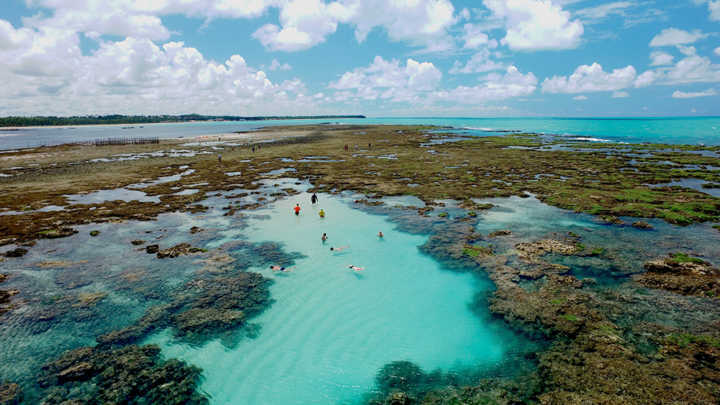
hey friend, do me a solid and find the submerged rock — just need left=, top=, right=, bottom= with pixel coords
left=131, top=239, right=145, bottom=246
left=38, top=344, right=207, bottom=404
left=3, top=248, right=28, bottom=258
left=145, top=244, right=159, bottom=254
left=488, top=230, right=512, bottom=238
left=89, top=230, right=100, bottom=237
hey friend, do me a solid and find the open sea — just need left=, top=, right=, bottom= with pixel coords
left=1, top=116, right=720, bottom=150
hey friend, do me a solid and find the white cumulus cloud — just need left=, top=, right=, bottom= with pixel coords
left=649, top=28, right=708, bottom=47
left=0, top=20, right=318, bottom=115
left=650, top=51, right=674, bottom=66
left=542, top=63, right=637, bottom=94
left=449, top=48, right=505, bottom=74
left=483, top=0, right=584, bottom=51
left=329, top=56, right=442, bottom=102
left=434, top=66, right=538, bottom=103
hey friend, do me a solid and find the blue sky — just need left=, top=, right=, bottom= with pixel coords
left=0, top=0, right=719, bottom=117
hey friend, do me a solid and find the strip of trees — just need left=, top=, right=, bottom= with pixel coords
left=0, top=114, right=366, bottom=127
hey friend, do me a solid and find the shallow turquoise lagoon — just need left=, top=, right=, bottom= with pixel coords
left=146, top=194, right=522, bottom=404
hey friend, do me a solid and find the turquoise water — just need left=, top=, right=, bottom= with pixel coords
left=146, top=194, right=521, bottom=404
left=2, top=116, right=720, bottom=150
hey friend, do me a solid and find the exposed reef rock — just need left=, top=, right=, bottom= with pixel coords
left=631, top=220, right=653, bottom=230
left=515, top=238, right=580, bottom=263
left=0, top=274, right=19, bottom=317
left=0, top=382, right=21, bottom=405
left=637, top=253, right=720, bottom=297
left=131, top=239, right=145, bottom=245
left=38, top=344, right=207, bottom=404
left=156, top=243, right=205, bottom=259
left=146, top=244, right=159, bottom=254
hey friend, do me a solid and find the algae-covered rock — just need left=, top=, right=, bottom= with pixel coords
left=38, top=228, right=78, bottom=239
left=146, top=244, right=159, bottom=254
left=131, top=239, right=145, bottom=246
left=89, top=230, right=100, bottom=237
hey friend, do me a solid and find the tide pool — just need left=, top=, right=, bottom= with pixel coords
left=146, top=194, right=522, bottom=404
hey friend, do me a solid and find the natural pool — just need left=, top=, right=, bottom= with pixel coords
left=146, top=194, right=528, bottom=404
left=3, top=184, right=720, bottom=403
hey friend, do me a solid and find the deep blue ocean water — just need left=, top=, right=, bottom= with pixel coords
left=1, top=116, right=720, bottom=150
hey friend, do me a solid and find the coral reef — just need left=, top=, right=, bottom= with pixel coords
left=637, top=253, right=719, bottom=297
left=38, top=344, right=207, bottom=404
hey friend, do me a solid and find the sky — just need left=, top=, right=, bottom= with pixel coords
left=0, top=0, right=719, bottom=117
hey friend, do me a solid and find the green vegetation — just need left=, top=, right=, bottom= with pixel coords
left=562, top=314, right=579, bottom=322
left=666, top=333, right=720, bottom=348
left=668, top=253, right=706, bottom=264
left=463, top=245, right=493, bottom=258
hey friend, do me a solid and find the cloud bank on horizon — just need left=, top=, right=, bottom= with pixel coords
left=0, top=0, right=719, bottom=117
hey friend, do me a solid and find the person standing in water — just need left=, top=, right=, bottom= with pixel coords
left=321, top=233, right=328, bottom=242
left=294, top=204, right=301, bottom=216
left=319, top=209, right=325, bottom=218
left=377, top=231, right=384, bottom=238
left=311, top=193, right=318, bottom=204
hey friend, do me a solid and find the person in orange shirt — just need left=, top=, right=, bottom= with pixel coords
left=293, top=204, right=301, bottom=216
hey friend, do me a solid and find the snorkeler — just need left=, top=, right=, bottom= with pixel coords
left=330, top=246, right=349, bottom=252
left=322, top=233, right=328, bottom=242
left=319, top=209, right=325, bottom=218
left=294, top=204, right=301, bottom=216
left=270, top=265, right=292, bottom=272
left=348, top=265, right=364, bottom=271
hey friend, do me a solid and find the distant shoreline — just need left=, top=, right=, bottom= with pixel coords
left=0, top=115, right=366, bottom=129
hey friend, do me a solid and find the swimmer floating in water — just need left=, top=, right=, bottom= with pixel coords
left=348, top=265, right=364, bottom=271
left=270, top=265, right=292, bottom=272
left=330, top=246, right=349, bottom=252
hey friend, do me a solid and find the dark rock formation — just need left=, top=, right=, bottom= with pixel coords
left=3, top=248, right=28, bottom=258
left=156, top=243, right=205, bottom=259
left=488, top=230, right=512, bottom=238
left=89, top=230, right=100, bottom=237
left=38, top=344, right=207, bottom=404
left=631, top=221, right=653, bottom=230
left=131, top=239, right=145, bottom=245
left=146, top=244, right=159, bottom=254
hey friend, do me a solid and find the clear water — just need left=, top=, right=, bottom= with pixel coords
left=145, top=194, right=521, bottom=405
left=3, top=116, right=720, bottom=150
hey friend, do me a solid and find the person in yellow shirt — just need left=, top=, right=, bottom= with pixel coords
left=319, top=209, right=325, bottom=218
